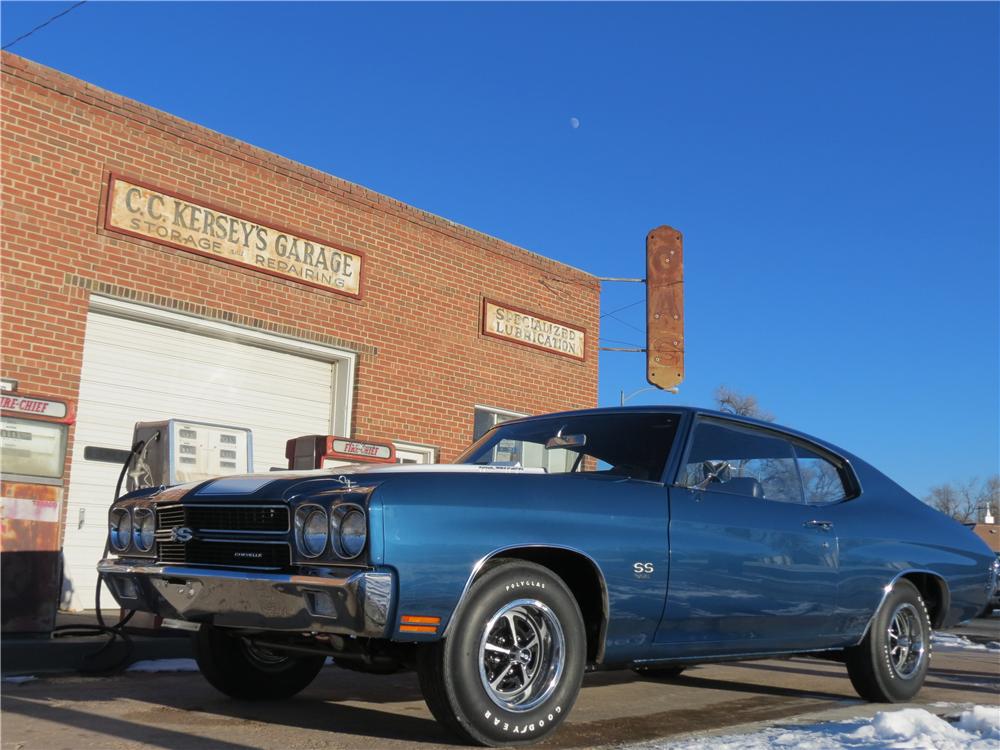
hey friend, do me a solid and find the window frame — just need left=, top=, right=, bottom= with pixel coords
left=473, top=404, right=528, bottom=441
left=672, top=414, right=861, bottom=505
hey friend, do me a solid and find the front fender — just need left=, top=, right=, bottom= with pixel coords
left=375, top=472, right=670, bottom=662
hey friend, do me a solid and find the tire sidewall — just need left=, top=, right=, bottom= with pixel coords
left=443, top=562, right=586, bottom=745
left=868, top=581, right=932, bottom=701
left=195, top=625, right=325, bottom=700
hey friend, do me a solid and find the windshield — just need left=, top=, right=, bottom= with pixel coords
left=456, top=412, right=679, bottom=481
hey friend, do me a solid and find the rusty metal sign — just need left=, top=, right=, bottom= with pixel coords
left=1, top=481, right=64, bottom=632
left=646, top=226, right=684, bottom=390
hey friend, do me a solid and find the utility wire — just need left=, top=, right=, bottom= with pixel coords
left=605, top=313, right=645, bottom=334
left=2, top=1, right=87, bottom=51
left=599, top=336, right=643, bottom=348
left=600, top=298, right=644, bottom=318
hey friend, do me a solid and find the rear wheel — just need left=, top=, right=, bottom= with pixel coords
left=417, top=560, right=586, bottom=746
left=845, top=579, right=931, bottom=702
left=194, top=625, right=326, bottom=700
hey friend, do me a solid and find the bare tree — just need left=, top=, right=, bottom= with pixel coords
left=925, top=475, right=1000, bottom=523
left=714, top=386, right=774, bottom=422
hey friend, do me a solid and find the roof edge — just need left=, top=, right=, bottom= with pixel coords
left=1, top=51, right=598, bottom=286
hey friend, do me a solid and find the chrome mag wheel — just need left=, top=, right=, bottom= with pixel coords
left=478, top=598, right=566, bottom=713
left=242, top=639, right=292, bottom=670
left=886, top=602, right=926, bottom=679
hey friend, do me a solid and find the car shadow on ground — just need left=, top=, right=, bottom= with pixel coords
left=6, top=657, right=996, bottom=750
left=718, top=657, right=1000, bottom=696
left=581, top=660, right=848, bottom=701
left=1, top=669, right=461, bottom=749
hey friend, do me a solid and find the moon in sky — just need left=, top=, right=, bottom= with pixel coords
left=570, top=117, right=580, bottom=129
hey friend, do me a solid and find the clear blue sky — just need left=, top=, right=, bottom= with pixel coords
left=3, top=2, right=997, bottom=500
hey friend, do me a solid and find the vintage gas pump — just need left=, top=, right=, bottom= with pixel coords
left=285, top=435, right=396, bottom=470
left=0, top=388, right=75, bottom=633
left=125, top=420, right=253, bottom=491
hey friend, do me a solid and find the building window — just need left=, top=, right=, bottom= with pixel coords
left=393, top=441, right=437, bottom=465
left=473, top=405, right=526, bottom=441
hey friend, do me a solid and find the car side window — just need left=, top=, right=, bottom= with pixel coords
left=794, top=444, right=848, bottom=504
left=679, top=419, right=803, bottom=503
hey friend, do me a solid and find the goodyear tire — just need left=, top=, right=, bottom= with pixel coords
left=417, top=560, right=586, bottom=746
left=845, top=579, right=931, bottom=702
left=194, top=625, right=325, bottom=700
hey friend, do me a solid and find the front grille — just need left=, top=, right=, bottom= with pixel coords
left=155, top=504, right=288, bottom=534
left=157, top=539, right=290, bottom=568
left=154, top=503, right=290, bottom=569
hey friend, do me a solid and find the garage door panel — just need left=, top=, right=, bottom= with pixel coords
left=62, top=310, right=341, bottom=611
left=72, top=386, right=332, bottom=429
left=82, top=323, right=336, bottom=379
left=78, top=345, right=335, bottom=393
left=78, top=362, right=333, bottom=413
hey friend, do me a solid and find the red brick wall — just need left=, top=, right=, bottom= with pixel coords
left=0, top=53, right=600, bottom=498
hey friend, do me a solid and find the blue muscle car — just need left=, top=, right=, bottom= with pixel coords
left=99, top=407, right=997, bottom=746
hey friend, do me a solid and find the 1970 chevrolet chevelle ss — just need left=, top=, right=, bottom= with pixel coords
left=99, top=407, right=996, bottom=746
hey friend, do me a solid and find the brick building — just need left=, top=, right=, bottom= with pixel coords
left=0, top=52, right=600, bottom=614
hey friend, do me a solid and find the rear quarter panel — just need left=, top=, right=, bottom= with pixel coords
left=834, top=457, right=992, bottom=633
left=374, top=472, right=670, bottom=663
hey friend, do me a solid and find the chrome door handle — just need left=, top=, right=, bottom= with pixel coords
left=804, top=520, right=834, bottom=531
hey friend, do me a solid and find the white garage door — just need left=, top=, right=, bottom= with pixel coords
left=62, top=298, right=354, bottom=611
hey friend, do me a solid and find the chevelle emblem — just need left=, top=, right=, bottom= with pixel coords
left=169, top=526, right=193, bottom=543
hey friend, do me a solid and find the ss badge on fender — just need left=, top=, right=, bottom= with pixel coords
left=633, top=562, right=654, bottom=578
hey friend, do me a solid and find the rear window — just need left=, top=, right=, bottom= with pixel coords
left=456, top=412, right=680, bottom=481
left=678, top=417, right=854, bottom=504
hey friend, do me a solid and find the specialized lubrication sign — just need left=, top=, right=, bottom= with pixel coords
left=0, top=390, right=75, bottom=633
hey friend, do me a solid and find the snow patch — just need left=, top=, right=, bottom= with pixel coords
left=932, top=632, right=1000, bottom=652
left=126, top=658, right=200, bottom=672
left=956, top=705, right=1000, bottom=739
left=628, top=706, right=1000, bottom=750
left=850, top=708, right=967, bottom=745
left=2, top=675, right=36, bottom=684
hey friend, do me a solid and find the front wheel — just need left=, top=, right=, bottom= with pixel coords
left=417, top=560, right=586, bottom=746
left=194, top=625, right=326, bottom=700
left=845, top=579, right=931, bottom=702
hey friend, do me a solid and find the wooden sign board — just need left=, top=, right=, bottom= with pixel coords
left=105, top=175, right=364, bottom=297
left=482, top=300, right=586, bottom=361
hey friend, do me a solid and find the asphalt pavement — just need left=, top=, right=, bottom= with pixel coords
left=2, top=616, right=998, bottom=750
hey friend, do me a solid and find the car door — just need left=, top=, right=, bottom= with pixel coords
left=654, top=416, right=840, bottom=655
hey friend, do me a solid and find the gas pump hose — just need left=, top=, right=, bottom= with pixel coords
left=51, top=439, right=148, bottom=675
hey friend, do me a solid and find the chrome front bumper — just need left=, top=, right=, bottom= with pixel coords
left=97, top=560, right=394, bottom=637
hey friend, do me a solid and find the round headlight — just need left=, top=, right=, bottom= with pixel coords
left=299, top=507, right=329, bottom=557
left=133, top=508, right=155, bottom=552
left=109, top=508, right=132, bottom=552
left=336, top=508, right=367, bottom=559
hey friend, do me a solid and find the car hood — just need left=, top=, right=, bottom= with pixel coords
left=135, top=464, right=546, bottom=503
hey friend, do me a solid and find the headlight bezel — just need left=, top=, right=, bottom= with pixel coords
left=295, top=504, right=330, bottom=558
left=132, top=507, right=156, bottom=552
left=331, top=503, right=367, bottom=560
left=109, top=507, right=132, bottom=552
